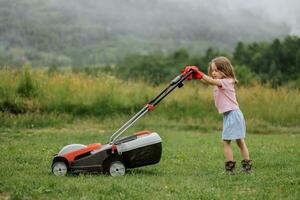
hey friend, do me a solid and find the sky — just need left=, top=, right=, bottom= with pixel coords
left=167, top=0, right=300, bottom=35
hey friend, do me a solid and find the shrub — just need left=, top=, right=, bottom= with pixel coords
left=17, top=64, right=38, bottom=98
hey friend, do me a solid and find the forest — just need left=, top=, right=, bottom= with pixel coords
left=113, top=36, right=300, bottom=87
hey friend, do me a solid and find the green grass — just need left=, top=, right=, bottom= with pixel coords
left=1, top=68, right=300, bottom=129
left=0, top=119, right=299, bottom=200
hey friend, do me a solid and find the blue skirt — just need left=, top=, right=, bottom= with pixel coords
left=222, top=109, right=246, bottom=140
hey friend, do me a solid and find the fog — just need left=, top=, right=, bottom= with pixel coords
left=166, top=0, right=300, bottom=35
left=1, top=0, right=299, bottom=64
left=44, top=0, right=299, bottom=42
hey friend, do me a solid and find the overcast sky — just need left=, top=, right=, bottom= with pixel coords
left=166, top=0, right=300, bottom=35
left=2, top=0, right=299, bottom=56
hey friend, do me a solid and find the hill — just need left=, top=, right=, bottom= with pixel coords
left=0, top=0, right=292, bottom=66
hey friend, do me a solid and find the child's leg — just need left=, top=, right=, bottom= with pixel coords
left=223, top=140, right=234, bottom=161
left=236, top=139, right=250, bottom=160
left=223, top=140, right=236, bottom=173
left=236, top=139, right=252, bottom=172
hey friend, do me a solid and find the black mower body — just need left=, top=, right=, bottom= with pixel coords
left=52, top=131, right=162, bottom=175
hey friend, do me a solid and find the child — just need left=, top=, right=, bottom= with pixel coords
left=182, top=56, right=252, bottom=173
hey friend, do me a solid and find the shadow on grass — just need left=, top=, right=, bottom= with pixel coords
left=49, top=168, right=162, bottom=178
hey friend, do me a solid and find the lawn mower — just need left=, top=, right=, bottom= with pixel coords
left=51, top=70, right=194, bottom=176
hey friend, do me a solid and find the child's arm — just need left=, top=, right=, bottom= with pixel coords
left=200, top=79, right=208, bottom=84
left=200, top=74, right=222, bottom=87
left=181, top=66, right=221, bottom=87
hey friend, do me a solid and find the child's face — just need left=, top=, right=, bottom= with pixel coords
left=210, top=62, right=225, bottom=79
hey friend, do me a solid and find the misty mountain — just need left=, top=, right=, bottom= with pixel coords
left=0, top=0, right=295, bottom=66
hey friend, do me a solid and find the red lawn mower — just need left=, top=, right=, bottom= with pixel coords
left=51, top=70, right=193, bottom=176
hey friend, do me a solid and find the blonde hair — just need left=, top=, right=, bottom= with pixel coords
left=208, top=56, right=238, bottom=83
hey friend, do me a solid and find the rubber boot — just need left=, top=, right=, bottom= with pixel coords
left=225, top=161, right=236, bottom=175
left=241, top=159, right=252, bottom=173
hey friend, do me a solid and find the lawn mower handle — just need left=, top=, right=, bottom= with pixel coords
left=109, top=70, right=194, bottom=143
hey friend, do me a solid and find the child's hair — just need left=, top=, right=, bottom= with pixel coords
left=208, top=56, right=238, bottom=83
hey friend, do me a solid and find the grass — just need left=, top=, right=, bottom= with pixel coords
left=0, top=119, right=299, bottom=200
left=1, top=67, right=300, bottom=128
left=0, top=68, right=299, bottom=199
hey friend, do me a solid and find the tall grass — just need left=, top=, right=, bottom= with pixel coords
left=0, top=67, right=299, bottom=131
left=238, top=86, right=300, bottom=126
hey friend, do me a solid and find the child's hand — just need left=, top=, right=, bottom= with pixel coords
left=194, top=68, right=205, bottom=79
left=181, top=66, right=204, bottom=80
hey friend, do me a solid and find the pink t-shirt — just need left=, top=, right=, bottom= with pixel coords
left=213, top=78, right=239, bottom=113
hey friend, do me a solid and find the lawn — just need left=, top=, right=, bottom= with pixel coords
left=0, top=118, right=299, bottom=200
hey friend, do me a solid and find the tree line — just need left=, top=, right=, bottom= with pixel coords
left=1, top=35, right=300, bottom=87
left=112, top=35, right=300, bottom=87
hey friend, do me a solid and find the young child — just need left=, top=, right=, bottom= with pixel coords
left=182, top=56, right=252, bottom=173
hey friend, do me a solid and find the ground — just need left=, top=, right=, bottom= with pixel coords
left=0, top=121, right=299, bottom=200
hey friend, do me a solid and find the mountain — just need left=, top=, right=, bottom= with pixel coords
left=0, top=0, right=293, bottom=66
